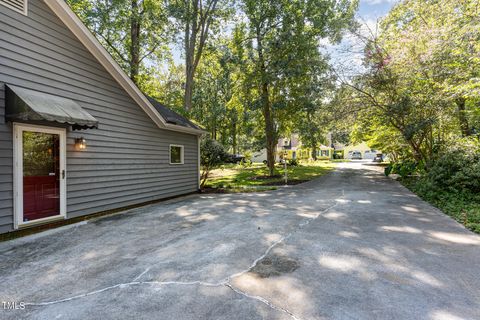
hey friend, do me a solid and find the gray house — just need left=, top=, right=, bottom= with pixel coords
left=0, top=0, right=204, bottom=234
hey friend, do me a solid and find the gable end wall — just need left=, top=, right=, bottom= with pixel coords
left=0, top=0, right=199, bottom=233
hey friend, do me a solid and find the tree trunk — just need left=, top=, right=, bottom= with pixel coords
left=184, top=68, right=195, bottom=110
left=184, top=0, right=197, bottom=111
left=456, top=98, right=471, bottom=137
left=129, top=0, right=141, bottom=83
left=263, top=83, right=276, bottom=176
left=393, top=119, right=427, bottom=166
left=232, top=120, right=237, bottom=155
left=200, top=168, right=210, bottom=188
left=256, top=29, right=276, bottom=176
left=183, top=0, right=217, bottom=111
left=406, top=138, right=425, bottom=165
left=307, top=112, right=317, bottom=160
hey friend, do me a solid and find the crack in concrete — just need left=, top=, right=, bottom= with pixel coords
left=226, top=283, right=300, bottom=320
left=25, top=190, right=345, bottom=320
left=224, top=197, right=342, bottom=283
left=25, top=280, right=224, bottom=307
left=220, top=195, right=343, bottom=320
left=132, top=267, right=150, bottom=281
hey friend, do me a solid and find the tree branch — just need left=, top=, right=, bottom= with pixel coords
left=96, top=33, right=129, bottom=63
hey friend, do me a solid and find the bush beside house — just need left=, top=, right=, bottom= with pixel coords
left=200, top=138, right=229, bottom=187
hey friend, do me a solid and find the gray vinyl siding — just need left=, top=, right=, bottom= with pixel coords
left=0, top=0, right=199, bottom=233
left=0, top=85, right=13, bottom=234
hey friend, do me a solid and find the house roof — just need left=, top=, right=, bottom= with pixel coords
left=43, top=0, right=205, bottom=136
left=146, top=97, right=202, bottom=131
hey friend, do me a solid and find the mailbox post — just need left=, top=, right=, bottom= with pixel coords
left=281, top=139, right=289, bottom=185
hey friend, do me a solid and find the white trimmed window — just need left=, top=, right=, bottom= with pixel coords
left=169, top=145, right=184, bottom=164
left=1, top=0, right=28, bottom=15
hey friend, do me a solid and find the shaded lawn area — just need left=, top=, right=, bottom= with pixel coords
left=203, top=161, right=335, bottom=192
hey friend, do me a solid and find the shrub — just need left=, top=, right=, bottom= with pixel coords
left=384, top=165, right=392, bottom=176
left=288, top=158, right=299, bottom=166
left=400, top=138, right=480, bottom=234
left=241, top=159, right=252, bottom=167
left=425, top=145, right=480, bottom=194
left=200, top=138, right=229, bottom=187
left=385, top=160, right=417, bottom=177
left=243, top=151, right=252, bottom=163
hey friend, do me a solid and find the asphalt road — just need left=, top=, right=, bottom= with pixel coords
left=1, top=161, right=479, bottom=320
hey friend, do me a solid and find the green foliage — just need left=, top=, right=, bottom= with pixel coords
left=384, top=165, right=392, bottom=177
left=288, top=159, right=299, bottom=166
left=22, top=132, right=57, bottom=176
left=243, top=151, right=252, bottom=162
left=385, top=160, right=418, bottom=178
left=69, top=0, right=359, bottom=166
left=167, top=0, right=234, bottom=110
left=403, top=177, right=480, bottom=234
left=425, top=139, right=480, bottom=194
left=142, top=62, right=185, bottom=109
left=200, top=137, right=229, bottom=187
left=400, top=138, right=480, bottom=233
left=200, top=137, right=228, bottom=167
left=337, top=0, right=480, bottom=168
left=189, top=40, right=260, bottom=152
left=68, top=0, right=171, bottom=82
left=239, top=0, right=358, bottom=175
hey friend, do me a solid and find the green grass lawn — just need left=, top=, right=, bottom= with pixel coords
left=204, top=161, right=335, bottom=192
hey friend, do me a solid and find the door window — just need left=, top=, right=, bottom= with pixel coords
left=22, top=131, right=60, bottom=222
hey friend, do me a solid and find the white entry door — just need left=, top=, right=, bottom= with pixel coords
left=13, top=124, right=67, bottom=228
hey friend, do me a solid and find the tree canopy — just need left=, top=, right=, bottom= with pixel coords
left=68, top=0, right=171, bottom=83
left=69, top=0, right=479, bottom=177
left=334, top=0, right=479, bottom=167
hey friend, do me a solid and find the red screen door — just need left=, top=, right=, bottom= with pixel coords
left=22, top=131, right=60, bottom=222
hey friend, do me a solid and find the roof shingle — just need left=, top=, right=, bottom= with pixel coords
left=146, top=96, right=202, bottom=131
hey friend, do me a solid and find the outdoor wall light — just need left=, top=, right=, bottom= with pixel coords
left=75, top=137, right=87, bottom=150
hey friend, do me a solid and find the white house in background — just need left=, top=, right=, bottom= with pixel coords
left=251, top=149, right=269, bottom=163
left=250, top=134, right=333, bottom=163
left=334, top=141, right=381, bottom=159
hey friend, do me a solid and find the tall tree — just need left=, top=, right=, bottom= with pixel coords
left=293, top=55, right=334, bottom=160
left=68, top=0, right=170, bottom=84
left=141, top=61, right=185, bottom=108
left=240, top=0, right=357, bottom=175
left=382, top=0, right=480, bottom=138
left=336, top=0, right=480, bottom=167
left=168, top=0, right=232, bottom=110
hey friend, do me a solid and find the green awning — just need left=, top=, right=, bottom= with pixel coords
left=5, top=85, right=98, bottom=130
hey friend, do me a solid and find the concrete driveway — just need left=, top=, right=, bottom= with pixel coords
left=1, top=162, right=480, bottom=320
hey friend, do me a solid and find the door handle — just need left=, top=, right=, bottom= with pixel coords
left=62, top=170, right=66, bottom=179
